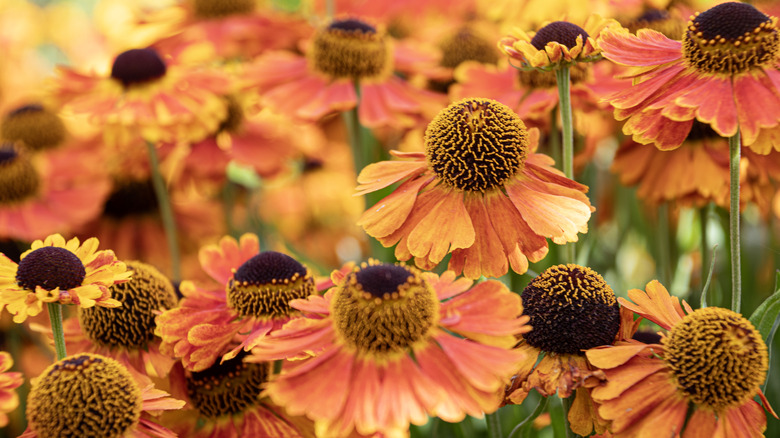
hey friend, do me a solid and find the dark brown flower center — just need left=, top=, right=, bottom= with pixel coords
left=522, top=264, right=620, bottom=355
left=79, top=261, right=177, bottom=349
left=331, top=261, right=439, bottom=357
left=226, top=251, right=315, bottom=319
left=682, top=2, right=779, bottom=74
left=0, top=143, right=39, bottom=205
left=192, top=0, right=255, bottom=19
left=16, top=246, right=86, bottom=291
left=425, top=98, right=528, bottom=192
left=622, top=9, right=684, bottom=40
left=663, top=307, right=768, bottom=411
left=439, top=27, right=500, bottom=69
left=217, top=95, right=244, bottom=134
left=530, top=21, right=590, bottom=50
left=1, top=104, right=66, bottom=152
left=103, top=179, right=159, bottom=219
left=309, top=18, right=389, bottom=79
left=27, top=354, right=142, bottom=437
left=186, top=353, right=270, bottom=418
left=111, top=48, right=168, bottom=87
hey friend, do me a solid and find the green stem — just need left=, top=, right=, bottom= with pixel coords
left=728, top=131, right=741, bottom=313
left=47, top=303, right=66, bottom=360
left=485, top=411, right=502, bottom=438
left=508, top=396, right=549, bottom=438
left=145, top=141, right=181, bottom=283
left=700, top=205, right=708, bottom=292
left=657, top=202, right=672, bottom=286
left=555, top=66, right=575, bottom=264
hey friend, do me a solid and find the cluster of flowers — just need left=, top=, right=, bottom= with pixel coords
left=0, top=0, right=779, bottom=437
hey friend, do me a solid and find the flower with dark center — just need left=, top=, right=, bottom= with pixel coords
left=500, top=15, right=613, bottom=69
left=439, top=27, right=500, bottom=69
left=102, top=179, right=159, bottom=220
left=505, top=264, right=631, bottom=436
left=156, top=234, right=317, bottom=372
left=26, top=353, right=183, bottom=437
left=1, top=104, right=67, bottom=151
left=192, top=0, right=255, bottom=19
left=356, top=98, right=593, bottom=278
left=600, top=2, right=780, bottom=153
left=587, top=280, right=778, bottom=437
left=309, top=18, right=389, bottom=80
left=247, top=262, right=529, bottom=437
left=49, top=46, right=229, bottom=146
left=621, top=8, right=685, bottom=40
left=0, top=143, right=39, bottom=206
left=0, top=234, right=130, bottom=323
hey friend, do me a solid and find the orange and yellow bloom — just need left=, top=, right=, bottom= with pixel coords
left=0, top=352, right=22, bottom=428
left=249, top=261, right=529, bottom=437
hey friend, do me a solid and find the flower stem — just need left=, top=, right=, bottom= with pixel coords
left=47, top=303, right=66, bottom=360
left=485, top=411, right=502, bottom=438
left=657, top=202, right=672, bottom=286
left=555, top=65, right=575, bottom=264
left=561, top=395, right=577, bottom=438
left=145, top=141, right=181, bottom=283
left=728, top=130, right=741, bottom=313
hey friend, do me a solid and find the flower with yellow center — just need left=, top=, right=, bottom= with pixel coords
left=44, top=261, right=179, bottom=378
left=586, top=280, right=778, bottom=437
left=155, top=233, right=317, bottom=371
left=0, top=352, right=23, bottom=428
left=48, top=47, right=229, bottom=147
left=499, top=15, right=615, bottom=70
left=248, top=261, right=529, bottom=437
left=24, top=353, right=183, bottom=437
left=0, top=138, right=111, bottom=242
left=1, top=104, right=66, bottom=152
left=600, top=1, right=780, bottom=153
left=165, top=353, right=310, bottom=437
left=356, top=98, right=593, bottom=279
left=0, top=234, right=130, bottom=323
left=506, top=264, right=639, bottom=436
left=243, top=16, right=443, bottom=129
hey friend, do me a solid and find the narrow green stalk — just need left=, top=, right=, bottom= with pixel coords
left=508, top=396, right=549, bottom=438
left=47, top=303, right=67, bottom=360
left=485, top=411, right=502, bottom=438
left=145, top=141, right=181, bottom=283
left=555, top=66, right=575, bottom=264
left=700, top=205, right=709, bottom=292
left=657, top=203, right=672, bottom=286
left=343, top=84, right=391, bottom=262
left=728, top=131, right=741, bottom=313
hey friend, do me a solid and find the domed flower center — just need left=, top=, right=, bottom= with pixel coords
left=27, top=354, right=142, bottom=437
left=226, top=251, right=315, bottom=319
left=16, top=246, right=86, bottom=292
left=517, top=62, right=589, bottom=88
left=111, top=48, right=168, bottom=88
left=79, top=261, right=177, bottom=349
left=682, top=2, right=779, bottom=74
left=663, top=307, right=768, bottom=411
left=623, top=9, right=684, bottom=40
left=103, top=179, right=159, bottom=219
left=309, top=18, right=389, bottom=79
left=425, top=98, right=528, bottom=192
left=216, top=95, right=244, bottom=134
left=186, top=353, right=270, bottom=418
left=686, top=120, right=721, bottom=142
left=438, top=27, right=500, bottom=69
left=530, top=21, right=590, bottom=50
left=331, top=262, right=439, bottom=357
left=192, top=0, right=255, bottom=19
left=0, top=143, right=40, bottom=205
left=1, top=104, right=66, bottom=152
left=522, top=264, right=620, bottom=355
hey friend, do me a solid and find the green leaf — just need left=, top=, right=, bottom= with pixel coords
left=700, top=245, right=717, bottom=308
left=226, top=161, right=262, bottom=189
left=748, top=271, right=780, bottom=343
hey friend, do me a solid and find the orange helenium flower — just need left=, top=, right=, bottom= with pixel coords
left=0, top=234, right=130, bottom=323
left=155, top=233, right=318, bottom=371
left=356, top=98, right=593, bottom=279
left=599, top=2, right=780, bottom=153
left=242, top=17, right=443, bottom=129
left=586, top=280, right=778, bottom=437
left=248, top=261, right=529, bottom=437
left=0, top=352, right=22, bottom=428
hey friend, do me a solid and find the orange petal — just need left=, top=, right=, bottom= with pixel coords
left=590, top=356, right=667, bottom=401
left=586, top=341, right=662, bottom=369
left=357, top=175, right=430, bottom=238
left=355, top=159, right=428, bottom=195
left=407, top=188, right=475, bottom=264
left=600, top=28, right=683, bottom=66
